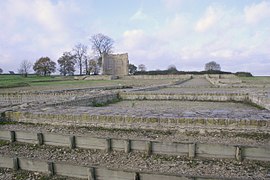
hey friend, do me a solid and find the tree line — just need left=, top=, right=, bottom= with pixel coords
left=9, top=33, right=114, bottom=77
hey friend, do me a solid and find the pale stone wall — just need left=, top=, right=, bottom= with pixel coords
left=123, top=74, right=192, bottom=80
left=102, top=53, right=129, bottom=76
left=4, top=111, right=270, bottom=131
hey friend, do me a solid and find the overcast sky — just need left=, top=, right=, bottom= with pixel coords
left=0, top=0, right=270, bottom=75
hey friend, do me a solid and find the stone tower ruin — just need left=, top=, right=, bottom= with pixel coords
left=101, top=53, right=129, bottom=77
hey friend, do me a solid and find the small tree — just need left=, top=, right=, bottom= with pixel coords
left=128, top=64, right=137, bottom=75
left=90, top=33, right=114, bottom=66
left=205, top=61, right=221, bottom=71
left=18, top=60, right=32, bottom=77
left=0, top=68, right=3, bottom=74
left=58, top=52, right=76, bottom=76
left=33, top=57, right=56, bottom=76
left=138, top=64, right=146, bottom=72
left=88, top=59, right=99, bottom=75
left=167, top=65, right=177, bottom=71
left=73, top=43, right=88, bottom=76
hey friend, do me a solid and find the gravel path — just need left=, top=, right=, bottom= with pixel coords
left=175, top=78, right=214, bottom=87
left=0, top=142, right=270, bottom=179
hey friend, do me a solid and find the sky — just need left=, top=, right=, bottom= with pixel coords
left=0, top=0, right=270, bottom=75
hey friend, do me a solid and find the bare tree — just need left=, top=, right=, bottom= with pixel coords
left=138, top=64, right=147, bottom=72
left=205, top=61, right=221, bottom=71
left=73, top=43, right=88, bottom=75
left=18, top=60, right=32, bottom=77
left=90, top=33, right=114, bottom=66
left=0, top=68, right=3, bottom=74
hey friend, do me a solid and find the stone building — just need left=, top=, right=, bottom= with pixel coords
left=101, top=53, right=129, bottom=77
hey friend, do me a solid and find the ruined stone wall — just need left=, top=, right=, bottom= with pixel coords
left=102, top=53, right=129, bottom=76
left=206, top=74, right=242, bottom=86
left=4, top=111, right=270, bottom=132
left=123, top=74, right=192, bottom=80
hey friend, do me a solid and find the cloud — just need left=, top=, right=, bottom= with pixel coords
left=130, top=9, right=149, bottom=21
left=195, top=6, right=221, bottom=32
left=161, top=0, right=183, bottom=11
left=158, top=14, right=190, bottom=41
left=244, top=1, right=270, bottom=24
left=0, top=0, right=82, bottom=72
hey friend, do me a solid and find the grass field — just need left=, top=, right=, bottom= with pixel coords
left=0, top=74, right=174, bottom=92
left=0, top=74, right=73, bottom=88
left=1, top=74, right=269, bottom=92
left=240, top=76, right=270, bottom=84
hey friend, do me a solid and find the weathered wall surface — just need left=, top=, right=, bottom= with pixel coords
left=4, top=111, right=270, bottom=132
left=123, top=75, right=192, bottom=80
left=74, top=75, right=114, bottom=80
left=205, top=74, right=242, bottom=87
left=102, top=53, right=129, bottom=76
left=249, top=94, right=270, bottom=110
left=119, top=92, right=249, bottom=102
left=50, top=93, right=119, bottom=107
left=0, top=86, right=123, bottom=105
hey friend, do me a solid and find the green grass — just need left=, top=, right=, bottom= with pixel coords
left=0, top=74, right=174, bottom=91
left=0, top=74, right=117, bottom=89
left=0, top=74, right=61, bottom=88
left=240, top=76, right=270, bottom=85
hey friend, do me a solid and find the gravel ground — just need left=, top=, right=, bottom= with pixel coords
left=0, top=142, right=270, bottom=179
left=150, top=87, right=252, bottom=94
left=175, top=78, right=214, bottom=87
left=0, top=79, right=174, bottom=93
left=1, top=123, right=269, bottom=146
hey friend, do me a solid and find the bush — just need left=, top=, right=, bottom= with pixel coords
left=235, top=72, right=253, bottom=77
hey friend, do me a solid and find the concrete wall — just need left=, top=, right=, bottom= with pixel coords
left=1, top=155, right=223, bottom=180
left=19, top=158, right=48, bottom=173
left=0, top=155, right=13, bottom=168
left=0, top=155, right=266, bottom=179
left=1, top=130, right=269, bottom=162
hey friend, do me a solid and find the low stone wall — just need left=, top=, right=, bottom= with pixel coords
left=3, top=111, right=270, bottom=132
left=132, top=78, right=192, bottom=92
left=205, top=75, right=242, bottom=87
left=74, top=75, right=115, bottom=80
left=0, top=86, right=125, bottom=105
left=0, top=92, right=81, bottom=105
left=123, top=75, right=192, bottom=80
left=119, top=92, right=249, bottom=102
left=1, top=130, right=269, bottom=161
left=49, top=93, right=119, bottom=107
left=249, top=94, right=270, bottom=110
